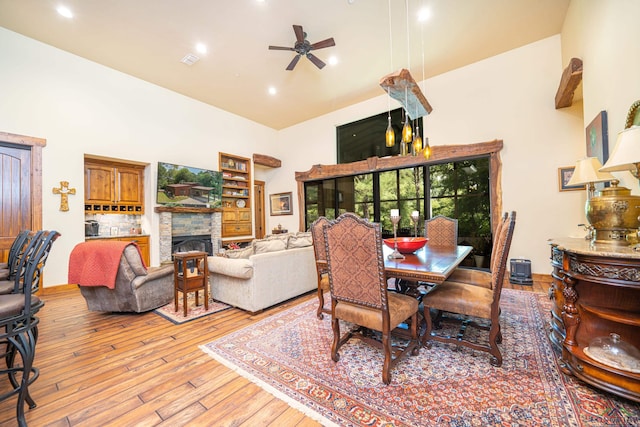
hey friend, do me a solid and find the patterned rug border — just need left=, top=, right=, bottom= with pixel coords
left=154, top=299, right=232, bottom=325
left=200, top=289, right=640, bottom=426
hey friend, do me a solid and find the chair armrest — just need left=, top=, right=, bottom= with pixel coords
left=446, top=267, right=492, bottom=289
left=131, top=264, right=174, bottom=290
left=0, top=270, right=8, bottom=280
left=0, top=262, right=8, bottom=269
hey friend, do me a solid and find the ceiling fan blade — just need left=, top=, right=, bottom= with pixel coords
left=306, top=53, right=326, bottom=69
left=269, top=45, right=295, bottom=51
left=310, top=38, right=335, bottom=50
left=293, top=25, right=305, bottom=43
left=286, top=54, right=301, bottom=71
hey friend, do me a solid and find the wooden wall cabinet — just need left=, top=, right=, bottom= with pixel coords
left=85, top=159, right=145, bottom=214
left=549, top=238, right=640, bottom=402
left=219, top=153, right=252, bottom=238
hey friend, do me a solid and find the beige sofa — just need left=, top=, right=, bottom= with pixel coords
left=207, top=233, right=317, bottom=313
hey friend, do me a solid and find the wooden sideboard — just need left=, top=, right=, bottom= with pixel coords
left=549, top=238, right=640, bottom=402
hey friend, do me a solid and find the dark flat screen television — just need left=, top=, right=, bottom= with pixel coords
left=336, top=107, right=423, bottom=164
left=156, top=162, right=222, bottom=208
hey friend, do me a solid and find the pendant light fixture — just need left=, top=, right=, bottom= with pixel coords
left=413, top=123, right=423, bottom=155
left=385, top=0, right=396, bottom=148
left=385, top=114, right=395, bottom=147
left=419, top=0, right=431, bottom=159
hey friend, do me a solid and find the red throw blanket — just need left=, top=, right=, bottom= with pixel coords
left=68, top=240, right=143, bottom=289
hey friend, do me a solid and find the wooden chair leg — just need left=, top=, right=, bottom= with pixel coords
left=316, top=285, right=325, bottom=319
left=331, top=316, right=341, bottom=362
left=382, top=331, right=391, bottom=385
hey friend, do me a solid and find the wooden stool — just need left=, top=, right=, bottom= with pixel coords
left=172, top=251, right=208, bottom=317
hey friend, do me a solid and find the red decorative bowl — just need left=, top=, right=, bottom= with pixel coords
left=383, top=237, right=428, bottom=254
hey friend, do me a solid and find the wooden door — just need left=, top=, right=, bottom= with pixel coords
left=254, top=180, right=265, bottom=239
left=0, top=132, right=45, bottom=264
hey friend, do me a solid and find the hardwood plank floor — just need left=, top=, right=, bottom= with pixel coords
left=0, top=278, right=548, bottom=426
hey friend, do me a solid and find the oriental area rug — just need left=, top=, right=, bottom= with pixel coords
left=200, top=289, right=640, bottom=427
left=154, top=297, right=230, bottom=324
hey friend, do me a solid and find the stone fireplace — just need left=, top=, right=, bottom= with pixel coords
left=155, top=207, right=222, bottom=263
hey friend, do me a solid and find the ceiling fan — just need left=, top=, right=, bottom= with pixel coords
left=269, top=25, right=335, bottom=71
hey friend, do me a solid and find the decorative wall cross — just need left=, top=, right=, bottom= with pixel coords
left=52, top=181, right=76, bottom=212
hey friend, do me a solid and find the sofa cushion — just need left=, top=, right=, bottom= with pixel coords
left=253, top=238, right=286, bottom=254
left=208, top=257, right=254, bottom=279
left=287, top=232, right=312, bottom=248
left=225, top=246, right=253, bottom=259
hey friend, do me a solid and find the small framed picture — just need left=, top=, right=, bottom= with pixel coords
left=558, top=166, right=585, bottom=192
left=270, top=192, right=293, bottom=216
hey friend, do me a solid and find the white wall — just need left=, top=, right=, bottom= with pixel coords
left=275, top=35, right=585, bottom=275
left=0, top=28, right=277, bottom=286
left=561, top=0, right=640, bottom=193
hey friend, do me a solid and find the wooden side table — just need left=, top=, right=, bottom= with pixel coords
left=173, top=251, right=209, bottom=317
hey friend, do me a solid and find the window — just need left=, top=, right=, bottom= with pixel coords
left=303, top=156, right=491, bottom=258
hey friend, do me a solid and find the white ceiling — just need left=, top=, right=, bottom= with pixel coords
left=0, top=0, right=570, bottom=130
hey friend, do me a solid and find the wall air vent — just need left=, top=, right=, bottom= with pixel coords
left=180, top=53, right=200, bottom=66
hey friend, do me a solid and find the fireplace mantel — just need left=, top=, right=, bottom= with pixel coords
left=154, top=206, right=223, bottom=214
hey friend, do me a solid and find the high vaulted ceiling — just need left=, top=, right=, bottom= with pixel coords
left=0, top=0, right=570, bottom=130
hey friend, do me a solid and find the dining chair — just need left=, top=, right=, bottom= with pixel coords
left=0, top=230, right=60, bottom=427
left=421, top=211, right=516, bottom=367
left=324, top=212, right=419, bottom=384
left=446, top=212, right=508, bottom=289
left=424, top=215, right=458, bottom=247
left=310, top=216, right=332, bottom=319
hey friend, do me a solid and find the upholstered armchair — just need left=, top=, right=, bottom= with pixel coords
left=73, top=243, right=174, bottom=313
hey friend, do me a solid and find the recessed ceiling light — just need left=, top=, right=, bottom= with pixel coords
left=56, top=5, right=73, bottom=18
left=418, top=7, right=431, bottom=22
left=268, top=86, right=277, bottom=95
left=328, top=56, right=338, bottom=66
left=195, top=43, right=207, bottom=54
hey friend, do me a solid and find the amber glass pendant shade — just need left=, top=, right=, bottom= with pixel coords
left=412, top=135, right=423, bottom=155
left=402, top=118, right=413, bottom=143
left=385, top=116, right=395, bottom=147
left=423, top=137, right=431, bottom=159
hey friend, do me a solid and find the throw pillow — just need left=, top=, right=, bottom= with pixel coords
left=287, top=232, right=312, bottom=248
left=225, top=246, right=253, bottom=259
left=253, top=238, right=286, bottom=254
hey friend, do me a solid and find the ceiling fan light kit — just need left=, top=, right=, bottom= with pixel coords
left=269, top=24, right=335, bottom=71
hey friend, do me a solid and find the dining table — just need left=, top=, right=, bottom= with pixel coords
left=383, top=244, right=473, bottom=296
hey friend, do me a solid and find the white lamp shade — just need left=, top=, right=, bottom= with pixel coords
left=566, top=157, right=615, bottom=186
left=600, top=126, right=640, bottom=172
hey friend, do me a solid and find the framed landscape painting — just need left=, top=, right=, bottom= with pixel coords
left=270, top=192, right=293, bottom=216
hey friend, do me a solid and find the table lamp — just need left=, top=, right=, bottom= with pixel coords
left=600, top=126, right=640, bottom=180
left=566, top=157, right=615, bottom=199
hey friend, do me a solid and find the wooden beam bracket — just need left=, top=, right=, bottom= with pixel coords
left=253, top=153, right=281, bottom=168
left=555, top=58, right=583, bottom=109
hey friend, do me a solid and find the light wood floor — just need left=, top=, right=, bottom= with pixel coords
left=0, top=278, right=549, bottom=427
